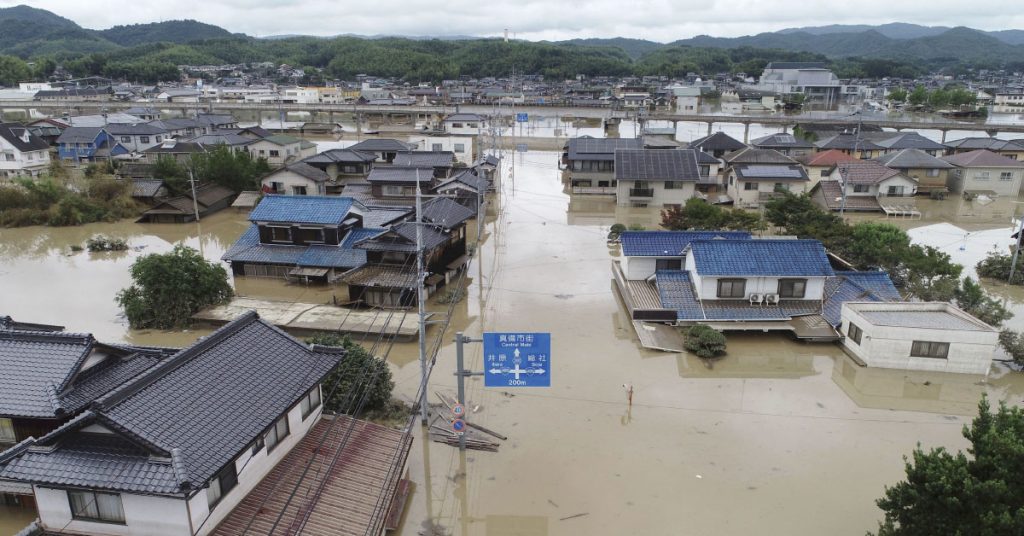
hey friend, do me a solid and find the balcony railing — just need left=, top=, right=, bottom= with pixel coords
left=629, top=188, right=654, bottom=198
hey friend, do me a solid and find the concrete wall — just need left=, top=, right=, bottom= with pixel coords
left=840, top=306, right=997, bottom=374
left=260, top=170, right=325, bottom=195
left=615, top=180, right=696, bottom=207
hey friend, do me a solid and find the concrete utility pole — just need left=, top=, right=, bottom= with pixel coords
left=1009, top=217, right=1024, bottom=282
left=188, top=170, right=201, bottom=222
left=416, top=172, right=429, bottom=425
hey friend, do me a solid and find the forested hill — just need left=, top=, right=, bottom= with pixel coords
left=0, top=5, right=1023, bottom=85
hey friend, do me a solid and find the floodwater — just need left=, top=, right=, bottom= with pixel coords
left=0, top=505, right=35, bottom=536
left=3, top=151, right=1024, bottom=536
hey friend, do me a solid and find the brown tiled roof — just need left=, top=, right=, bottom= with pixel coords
left=799, top=149, right=858, bottom=167
left=833, top=161, right=906, bottom=184
left=941, top=149, right=1024, bottom=168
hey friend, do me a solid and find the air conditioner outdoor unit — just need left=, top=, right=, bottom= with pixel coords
left=765, top=294, right=780, bottom=305
left=749, top=293, right=763, bottom=306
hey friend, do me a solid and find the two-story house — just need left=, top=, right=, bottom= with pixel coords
left=0, top=123, right=51, bottom=179
left=686, top=131, right=746, bottom=159
left=944, top=138, right=1024, bottom=161
left=105, top=123, right=170, bottom=153
left=942, top=149, right=1024, bottom=196
left=797, top=149, right=858, bottom=189
left=347, top=139, right=415, bottom=164
left=750, top=133, right=814, bottom=158
left=0, top=312, right=344, bottom=536
left=814, top=133, right=885, bottom=160
left=613, top=149, right=702, bottom=208
left=875, top=149, right=954, bottom=194
left=260, top=163, right=330, bottom=196
left=875, top=132, right=947, bottom=156
left=408, top=134, right=475, bottom=164
left=56, top=128, right=129, bottom=165
left=561, top=137, right=643, bottom=195
left=222, top=195, right=405, bottom=282
left=723, top=148, right=810, bottom=208
left=247, top=135, right=316, bottom=167
left=441, top=113, right=486, bottom=136
left=811, top=160, right=918, bottom=213
left=301, top=149, right=377, bottom=188
left=366, top=166, right=436, bottom=199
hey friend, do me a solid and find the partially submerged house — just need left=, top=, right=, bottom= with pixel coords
left=944, top=137, right=1024, bottom=161
left=56, top=127, right=129, bottom=164
left=797, top=149, right=858, bottom=188
left=840, top=302, right=998, bottom=374
left=247, top=134, right=316, bottom=167
left=723, top=148, right=809, bottom=208
left=942, top=149, right=1024, bottom=196
left=222, top=195, right=404, bottom=282
left=811, top=160, right=918, bottom=213
left=137, top=184, right=236, bottom=223
left=561, top=137, right=643, bottom=194
left=301, top=148, right=377, bottom=185
left=0, top=123, right=51, bottom=179
left=347, top=139, right=415, bottom=164
left=259, top=162, right=330, bottom=196
left=613, top=149, right=702, bottom=208
left=874, top=149, right=955, bottom=194
left=686, top=131, right=746, bottom=159
left=0, top=312, right=353, bottom=536
left=750, top=133, right=814, bottom=158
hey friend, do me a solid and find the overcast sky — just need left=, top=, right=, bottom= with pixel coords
left=7, top=0, right=1024, bottom=41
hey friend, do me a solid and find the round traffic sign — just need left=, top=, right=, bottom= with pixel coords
left=452, top=404, right=465, bottom=417
left=451, top=419, right=466, bottom=434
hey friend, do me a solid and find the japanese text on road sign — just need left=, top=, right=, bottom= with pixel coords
left=483, top=332, right=551, bottom=387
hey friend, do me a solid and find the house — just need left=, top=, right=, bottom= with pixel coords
left=123, top=107, right=161, bottom=121
left=0, top=123, right=51, bottom=179
left=408, top=134, right=475, bottom=163
left=55, top=128, right=129, bottom=164
left=137, top=184, right=236, bottom=223
left=470, top=154, right=500, bottom=187
left=389, top=151, right=456, bottom=179
left=840, top=302, right=998, bottom=374
left=300, top=149, right=377, bottom=190
left=814, top=133, right=885, bottom=159
left=686, top=131, right=745, bottom=158
left=125, top=178, right=169, bottom=204
left=723, top=148, right=809, bottom=208
left=875, top=132, right=947, bottom=156
left=618, top=231, right=751, bottom=281
left=222, top=195, right=405, bottom=282
left=433, top=169, right=490, bottom=212
left=347, top=139, right=415, bottom=164
left=0, top=312, right=345, bottom=536
left=441, top=113, right=486, bottom=136
left=561, top=137, right=643, bottom=194
left=105, top=123, right=169, bottom=153
left=342, top=197, right=473, bottom=307
left=366, top=166, right=436, bottom=199
left=184, top=133, right=255, bottom=151
left=875, top=149, right=955, bottom=194
left=942, top=149, right=1024, bottom=196
left=811, top=161, right=917, bottom=213
left=797, top=149, right=858, bottom=187
left=140, top=139, right=210, bottom=166
left=613, top=149, right=702, bottom=208
left=944, top=138, right=1024, bottom=161
left=750, top=133, right=815, bottom=158
left=260, top=163, right=330, bottom=196
left=247, top=135, right=316, bottom=167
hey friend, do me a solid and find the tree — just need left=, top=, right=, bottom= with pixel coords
left=886, top=87, right=908, bottom=103
left=661, top=198, right=763, bottom=231
left=153, top=155, right=189, bottom=195
left=846, top=222, right=910, bottom=272
left=0, top=55, right=31, bottom=86
left=998, top=330, right=1024, bottom=365
left=190, top=146, right=271, bottom=193
left=897, top=245, right=962, bottom=301
left=873, top=396, right=1024, bottom=536
left=116, top=245, right=233, bottom=329
left=977, top=252, right=1024, bottom=285
left=684, top=325, right=727, bottom=359
left=907, top=85, right=929, bottom=106
left=954, top=278, right=1013, bottom=328
left=306, top=333, right=395, bottom=412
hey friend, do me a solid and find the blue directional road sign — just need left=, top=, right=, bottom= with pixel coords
left=483, top=332, right=551, bottom=387
left=516, top=112, right=529, bottom=122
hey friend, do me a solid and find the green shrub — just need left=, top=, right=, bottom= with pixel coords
left=86, top=236, right=129, bottom=252
left=684, top=325, right=727, bottom=358
left=307, top=333, right=395, bottom=413
left=977, top=252, right=1024, bottom=285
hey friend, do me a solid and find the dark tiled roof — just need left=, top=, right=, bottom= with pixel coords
left=0, top=313, right=345, bottom=494
left=0, top=123, right=50, bottom=152
left=367, top=166, right=435, bottom=183
left=249, top=195, right=355, bottom=225
left=945, top=137, right=1024, bottom=152
left=129, top=179, right=166, bottom=198
left=445, top=113, right=485, bottom=122
left=941, top=149, right=1024, bottom=168
left=421, top=196, right=475, bottom=228
left=814, top=134, right=885, bottom=151
left=268, top=162, right=330, bottom=183
left=58, top=352, right=166, bottom=414
left=391, top=151, right=455, bottom=168
left=876, top=132, right=946, bottom=151
left=822, top=271, right=901, bottom=327
left=734, top=164, right=809, bottom=181
left=750, top=133, right=814, bottom=149
left=620, top=231, right=751, bottom=257
left=875, top=149, right=954, bottom=169
left=436, top=170, right=489, bottom=193
left=348, top=139, right=415, bottom=152
left=303, top=149, right=377, bottom=165
left=356, top=222, right=448, bottom=252
left=0, top=330, right=94, bottom=418
left=105, top=123, right=168, bottom=136
left=185, top=133, right=254, bottom=147
left=565, top=137, right=643, bottom=161
left=722, top=147, right=796, bottom=165
left=688, top=239, right=834, bottom=277
left=56, top=127, right=103, bottom=144
left=656, top=271, right=705, bottom=320
left=688, top=132, right=746, bottom=152
left=614, top=149, right=701, bottom=181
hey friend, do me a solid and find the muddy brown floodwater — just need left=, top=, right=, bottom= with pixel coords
left=3, top=151, right=1024, bottom=536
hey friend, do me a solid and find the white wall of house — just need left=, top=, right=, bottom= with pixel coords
left=826, top=169, right=918, bottom=197
left=248, top=140, right=311, bottom=167
left=624, top=256, right=689, bottom=280
left=0, top=143, right=50, bottom=178
left=947, top=167, right=1023, bottom=196
left=840, top=304, right=997, bottom=374
left=615, top=180, right=696, bottom=207
left=685, top=256, right=826, bottom=300
left=31, top=387, right=325, bottom=536
left=727, top=173, right=809, bottom=208
left=261, top=170, right=325, bottom=195
left=443, top=120, right=484, bottom=136
left=408, top=135, right=474, bottom=163
left=113, top=134, right=165, bottom=153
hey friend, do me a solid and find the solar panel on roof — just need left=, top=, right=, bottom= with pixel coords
left=777, top=134, right=796, bottom=143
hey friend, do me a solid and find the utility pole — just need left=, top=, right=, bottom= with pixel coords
left=188, top=169, right=201, bottom=222
left=416, top=171, right=429, bottom=425
left=1010, top=216, right=1024, bottom=282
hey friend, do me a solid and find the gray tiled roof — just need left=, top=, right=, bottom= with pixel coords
left=734, top=164, right=809, bottom=181
left=0, top=313, right=344, bottom=495
left=875, top=149, right=954, bottom=170
left=750, top=133, right=814, bottom=149
left=391, top=151, right=455, bottom=168
left=356, top=222, right=448, bottom=252
left=348, top=139, right=415, bottom=152
left=59, top=352, right=165, bottom=413
left=421, top=196, right=476, bottom=227
left=367, top=166, right=435, bottom=183
left=688, top=132, right=746, bottom=152
left=0, top=330, right=94, bottom=418
left=942, top=149, right=1024, bottom=168
left=614, top=149, right=700, bottom=182
left=722, top=147, right=796, bottom=165
left=858, top=310, right=991, bottom=331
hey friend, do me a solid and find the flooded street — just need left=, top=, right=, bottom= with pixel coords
left=2, top=151, right=1024, bottom=535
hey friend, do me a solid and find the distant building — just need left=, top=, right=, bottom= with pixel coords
left=0, top=123, right=51, bottom=178
left=751, top=62, right=841, bottom=108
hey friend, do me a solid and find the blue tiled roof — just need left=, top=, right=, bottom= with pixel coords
left=249, top=195, right=354, bottom=225
left=822, top=270, right=901, bottom=327
left=689, top=239, right=834, bottom=277
left=222, top=224, right=380, bottom=270
left=295, top=228, right=382, bottom=269
left=620, top=231, right=751, bottom=257
left=655, top=271, right=705, bottom=320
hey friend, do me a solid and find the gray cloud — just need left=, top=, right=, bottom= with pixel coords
left=6, top=0, right=1024, bottom=41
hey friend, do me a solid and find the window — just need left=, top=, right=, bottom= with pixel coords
left=853, top=184, right=870, bottom=193
left=0, top=418, right=14, bottom=443
left=265, top=414, right=290, bottom=452
left=250, top=435, right=264, bottom=456
left=451, top=122, right=463, bottom=128
left=655, top=259, right=682, bottom=271
left=68, top=490, right=125, bottom=524
left=155, top=136, right=162, bottom=143
left=383, top=185, right=413, bottom=196
left=269, top=150, right=280, bottom=157
left=926, top=168, right=940, bottom=177
left=3, top=153, right=12, bottom=162
left=432, top=143, right=443, bottom=151
left=664, top=181, right=681, bottom=190
left=454, top=143, right=465, bottom=153
left=292, top=185, right=308, bottom=195
left=270, top=181, right=284, bottom=193
left=207, top=464, right=239, bottom=508
left=300, top=386, right=322, bottom=419
left=296, top=227, right=324, bottom=243
left=887, top=185, right=905, bottom=196
left=778, top=279, right=807, bottom=298
left=140, top=136, right=150, bottom=144
left=820, top=169, right=830, bottom=177
left=847, top=322, right=863, bottom=345
left=342, top=165, right=357, bottom=173
left=743, top=182, right=757, bottom=191
left=911, top=341, right=949, bottom=359
left=976, top=171, right=990, bottom=181
left=269, top=226, right=291, bottom=242
left=1000, top=172, right=1014, bottom=181
left=699, top=165, right=710, bottom=177
left=120, top=136, right=131, bottom=143
left=717, top=279, right=746, bottom=298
